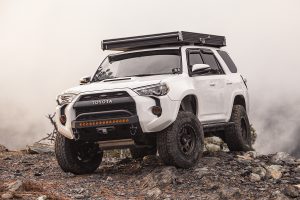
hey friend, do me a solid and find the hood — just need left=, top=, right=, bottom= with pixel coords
left=64, top=74, right=177, bottom=94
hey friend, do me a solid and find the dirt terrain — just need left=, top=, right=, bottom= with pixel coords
left=0, top=143, right=300, bottom=200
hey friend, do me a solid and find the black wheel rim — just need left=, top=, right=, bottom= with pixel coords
left=75, top=143, right=99, bottom=163
left=178, top=124, right=196, bottom=155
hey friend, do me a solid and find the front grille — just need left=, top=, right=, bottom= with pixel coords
left=75, top=103, right=136, bottom=117
left=79, top=91, right=130, bottom=101
left=74, top=91, right=136, bottom=121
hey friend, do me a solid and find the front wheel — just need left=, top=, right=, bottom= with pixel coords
left=55, top=133, right=103, bottom=174
left=157, top=111, right=204, bottom=168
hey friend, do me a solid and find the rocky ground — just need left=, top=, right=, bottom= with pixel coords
left=0, top=140, right=300, bottom=200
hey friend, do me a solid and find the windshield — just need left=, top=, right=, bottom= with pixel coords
left=92, top=49, right=181, bottom=82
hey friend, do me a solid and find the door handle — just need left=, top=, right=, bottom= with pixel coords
left=209, top=82, right=216, bottom=87
left=226, top=82, right=233, bottom=85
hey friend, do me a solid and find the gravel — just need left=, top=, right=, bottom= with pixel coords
left=0, top=145, right=299, bottom=199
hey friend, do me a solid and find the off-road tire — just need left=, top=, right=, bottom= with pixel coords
left=157, top=111, right=204, bottom=168
left=55, top=133, right=103, bottom=174
left=130, top=146, right=157, bottom=159
left=225, top=105, right=253, bottom=151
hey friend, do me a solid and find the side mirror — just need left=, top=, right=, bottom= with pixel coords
left=79, top=76, right=91, bottom=85
left=192, top=64, right=211, bottom=74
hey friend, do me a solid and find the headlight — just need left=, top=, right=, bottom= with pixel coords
left=134, top=83, right=169, bottom=96
left=57, top=93, right=78, bottom=105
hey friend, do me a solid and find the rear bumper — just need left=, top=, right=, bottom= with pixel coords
left=56, top=88, right=180, bottom=140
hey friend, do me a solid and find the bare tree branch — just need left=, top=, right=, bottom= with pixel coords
left=37, top=113, right=58, bottom=143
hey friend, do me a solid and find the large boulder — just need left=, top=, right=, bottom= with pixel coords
left=283, top=185, right=299, bottom=198
left=0, top=144, right=8, bottom=152
left=145, top=187, right=162, bottom=200
left=204, top=136, right=224, bottom=152
left=249, top=173, right=261, bottom=182
left=142, top=166, right=177, bottom=189
left=266, top=165, right=283, bottom=180
left=237, top=151, right=258, bottom=161
left=252, top=166, right=267, bottom=179
left=1, top=180, right=24, bottom=199
left=219, top=187, right=241, bottom=199
left=271, top=152, right=296, bottom=165
left=1, top=193, right=13, bottom=199
left=26, top=143, right=54, bottom=154
left=205, top=144, right=221, bottom=152
left=6, top=180, right=23, bottom=192
left=205, top=136, right=224, bottom=146
left=194, top=167, right=210, bottom=179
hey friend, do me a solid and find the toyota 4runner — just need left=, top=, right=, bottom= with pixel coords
left=54, top=31, right=252, bottom=174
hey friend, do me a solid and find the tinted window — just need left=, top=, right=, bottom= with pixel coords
left=188, top=52, right=203, bottom=66
left=92, top=49, right=181, bottom=82
left=217, top=50, right=237, bottom=73
left=201, top=52, right=222, bottom=73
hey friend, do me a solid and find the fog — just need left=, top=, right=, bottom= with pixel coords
left=0, top=0, right=300, bottom=156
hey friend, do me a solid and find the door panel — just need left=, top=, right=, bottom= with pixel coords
left=193, top=75, right=226, bottom=123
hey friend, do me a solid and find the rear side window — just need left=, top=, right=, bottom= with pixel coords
left=217, top=50, right=237, bottom=73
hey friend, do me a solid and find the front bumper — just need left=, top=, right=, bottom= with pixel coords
left=56, top=88, right=180, bottom=140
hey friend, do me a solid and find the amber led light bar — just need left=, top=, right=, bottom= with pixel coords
left=78, top=118, right=129, bottom=128
left=72, top=115, right=139, bottom=129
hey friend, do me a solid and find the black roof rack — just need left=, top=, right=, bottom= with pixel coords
left=101, top=31, right=226, bottom=51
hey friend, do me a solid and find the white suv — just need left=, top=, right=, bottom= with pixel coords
left=54, top=32, right=252, bottom=174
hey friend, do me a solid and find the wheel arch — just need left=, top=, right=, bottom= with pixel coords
left=225, top=90, right=249, bottom=122
left=233, top=95, right=246, bottom=110
left=179, top=94, right=198, bottom=116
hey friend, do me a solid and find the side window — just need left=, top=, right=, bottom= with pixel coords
left=187, top=50, right=204, bottom=75
left=200, top=49, right=224, bottom=75
left=217, top=50, right=237, bottom=73
left=188, top=52, right=203, bottom=66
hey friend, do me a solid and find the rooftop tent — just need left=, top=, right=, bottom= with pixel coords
left=101, top=31, right=226, bottom=51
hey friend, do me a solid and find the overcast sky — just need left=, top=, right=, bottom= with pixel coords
left=0, top=0, right=300, bottom=155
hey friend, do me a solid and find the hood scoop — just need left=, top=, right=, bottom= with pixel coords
left=103, top=77, right=132, bottom=82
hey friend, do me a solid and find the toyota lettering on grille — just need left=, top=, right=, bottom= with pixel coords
left=92, top=99, right=113, bottom=105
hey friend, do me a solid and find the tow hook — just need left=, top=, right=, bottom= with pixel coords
left=130, top=125, right=138, bottom=136
left=74, top=129, right=80, bottom=140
